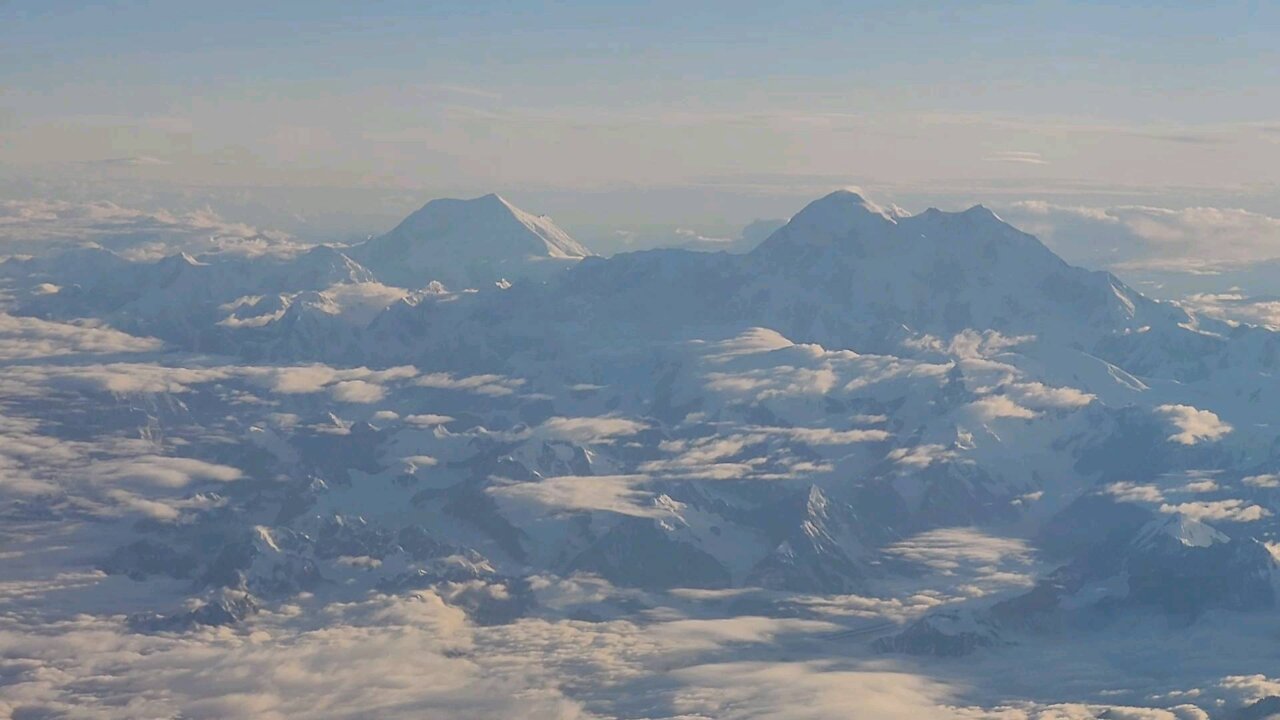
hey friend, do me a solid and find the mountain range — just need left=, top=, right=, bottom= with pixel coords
left=3, top=189, right=1278, bottom=718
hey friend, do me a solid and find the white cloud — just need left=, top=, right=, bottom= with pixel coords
left=704, top=327, right=796, bottom=361
left=223, top=283, right=413, bottom=329
left=0, top=593, right=584, bottom=720
left=401, top=455, right=438, bottom=470
left=985, top=150, right=1048, bottom=165
left=488, top=475, right=661, bottom=518
left=888, top=443, right=957, bottom=469
left=264, top=365, right=340, bottom=393
left=534, top=416, right=647, bottom=444
left=0, top=360, right=414, bottom=403
left=669, top=661, right=957, bottom=720
left=415, top=372, right=525, bottom=396
left=0, top=199, right=307, bottom=260
left=1179, top=293, right=1280, bottom=330
left=90, top=455, right=243, bottom=488
left=1155, top=404, right=1233, bottom=445
left=1117, top=206, right=1280, bottom=270
left=946, top=330, right=1034, bottom=359
left=0, top=313, right=163, bottom=360
left=1007, top=200, right=1280, bottom=272
left=318, top=282, right=413, bottom=325
left=1217, top=674, right=1280, bottom=705
left=766, top=426, right=890, bottom=444
left=360, top=366, right=420, bottom=383
left=1007, top=382, right=1095, bottom=410
left=104, top=488, right=227, bottom=521
left=256, top=365, right=416, bottom=395
left=65, top=365, right=236, bottom=395
left=963, top=704, right=1208, bottom=719
left=969, top=395, right=1038, bottom=421
left=1159, top=499, right=1271, bottom=523
left=405, top=414, right=455, bottom=427
left=641, top=434, right=774, bottom=480
left=1242, top=473, right=1280, bottom=488
left=883, top=528, right=1035, bottom=581
left=706, top=365, right=840, bottom=399
left=329, top=380, right=385, bottom=404
left=672, top=227, right=736, bottom=246
left=1104, top=481, right=1166, bottom=503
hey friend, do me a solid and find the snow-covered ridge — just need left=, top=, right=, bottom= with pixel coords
left=3, top=187, right=1280, bottom=719
left=351, top=193, right=591, bottom=288
left=1135, top=513, right=1230, bottom=549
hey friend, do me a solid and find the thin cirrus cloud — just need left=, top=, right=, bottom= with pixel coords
left=984, top=150, right=1048, bottom=165
left=80, top=155, right=173, bottom=167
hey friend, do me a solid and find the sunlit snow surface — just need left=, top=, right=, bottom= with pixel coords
left=2, top=192, right=1279, bottom=719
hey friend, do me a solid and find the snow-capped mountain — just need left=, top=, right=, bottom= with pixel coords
left=349, top=190, right=1273, bottom=384
left=4, top=188, right=1280, bottom=719
left=351, top=193, right=591, bottom=288
left=5, top=244, right=387, bottom=350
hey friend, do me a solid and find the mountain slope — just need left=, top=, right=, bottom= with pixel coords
left=352, top=193, right=591, bottom=288
left=8, top=188, right=1280, bottom=719
left=357, top=190, right=1258, bottom=386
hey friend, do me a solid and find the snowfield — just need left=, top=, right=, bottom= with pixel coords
left=1, top=191, right=1279, bottom=719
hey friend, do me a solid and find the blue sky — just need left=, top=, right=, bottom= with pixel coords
left=3, top=1, right=1280, bottom=239
left=8, top=2, right=1278, bottom=114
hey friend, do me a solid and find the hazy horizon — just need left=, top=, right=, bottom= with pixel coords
left=8, top=2, right=1280, bottom=291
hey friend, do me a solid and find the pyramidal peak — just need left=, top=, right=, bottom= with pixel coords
left=454, top=192, right=526, bottom=220
left=1135, top=513, right=1230, bottom=550
left=797, top=189, right=901, bottom=225
left=352, top=193, right=591, bottom=288
left=750, top=189, right=899, bottom=257
left=478, top=193, right=589, bottom=259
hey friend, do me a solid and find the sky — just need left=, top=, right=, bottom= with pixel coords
left=4, top=1, right=1280, bottom=255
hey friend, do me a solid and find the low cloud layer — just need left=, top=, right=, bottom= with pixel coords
left=0, top=593, right=585, bottom=720
left=0, top=199, right=308, bottom=260
left=0, top=313, right=163, bottom=360
left=1005, top=200, right=1280, bottom=273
